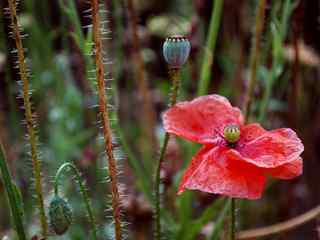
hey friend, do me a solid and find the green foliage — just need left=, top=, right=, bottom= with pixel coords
left=0, top=0, right=316, bottom=239
left=197, top=0, right=224, bottom=96
left=0, top=144, right=27, bottom=240
left=258, top=0, right=296, bottom=122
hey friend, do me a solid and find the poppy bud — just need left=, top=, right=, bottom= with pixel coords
left=49, top=196, right=72, bottom=235
left=224, top=124, right=240, bottom=143
left=163, top=35, right=191, bottom=68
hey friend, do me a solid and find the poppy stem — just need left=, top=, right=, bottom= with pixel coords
left=234, top=0, right=267, bottom=238
left=230, top=198, right=236, bottom=240
left=154, top=68, right=180, bottom=240
left=91, top=0, right=122, bottom=239
left=7, top=0, right=48, bottom=237
left=242, top=0, right=267, bottom=122
left=54, top=162, right=98, bottom=240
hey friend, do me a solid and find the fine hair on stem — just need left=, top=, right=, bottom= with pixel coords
left=91, top=0, right=123, bottom=239
left=7, top=0, right=48, bottom=237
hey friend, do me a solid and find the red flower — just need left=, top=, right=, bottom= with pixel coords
left=163, top=95, right=304, bottom=199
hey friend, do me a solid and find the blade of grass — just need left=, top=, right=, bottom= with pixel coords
left=179, top=197, right=225, bottom=240
left=0, top=142, right=27, bottom=240
left=258, top=0, right=295, bottom=122
left=208, top=199, right=231, bottom=240
left=197, top=0, right=224, bottom=96
left=175, top=191, right=194, bottom=240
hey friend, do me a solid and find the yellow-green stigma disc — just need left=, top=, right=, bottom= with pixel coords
left=223, top=124, right=240, bottom=143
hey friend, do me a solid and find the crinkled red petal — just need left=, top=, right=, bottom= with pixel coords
left=178, top=146, right=266, bottom=200
left=238, top=128, right=304, bottom=168
left=239, top=123, right=266, bottom=145
left=265, top=157, right=303, bottom=179
left=163, top=95, right=243, bottom=144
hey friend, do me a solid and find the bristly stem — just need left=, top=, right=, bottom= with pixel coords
left=243, top=0, right=267, bottom=122
left=197, top=0, right=224, bottom=96
left=155, top=68, right=180, bottom=240
left=7, top=0, right=48, bottom=237
left=0, top=141, right=27, bottom=240
left=54, top=162, right=98, bottom=240
left=91, top=0, right=122, bottom=239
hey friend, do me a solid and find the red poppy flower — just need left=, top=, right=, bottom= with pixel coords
left=163, top=95, right=304, bottom=199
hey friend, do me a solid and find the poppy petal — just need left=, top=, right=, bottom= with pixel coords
left=178, top=146, right=266, bottom=199
left=239, top=123, right=267, bottom=145
left=239, top=128, right=304, bottom=168
left=163, top=95, right=244, bottom=144
left=265, top=157, right=303, bottom=179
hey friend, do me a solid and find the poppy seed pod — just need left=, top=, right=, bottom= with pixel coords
left=224, top=124, right=241, bottom=143
left=163, top=35, right=191, bottom=68
left=49, top=196, right=72, bottom=235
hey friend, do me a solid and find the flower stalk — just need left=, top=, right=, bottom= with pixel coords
left=230, top=198, right=236, bottom=240
left=7, top=0, right=48, bottom=237
left=90, top=0, right=122, bottom=239
left=0, top=141, right=27, bottom=240
left=54, top=162, right=98, bottom=239
left=233, top=0, right=267, bottom=239
left=155, top=35, right=190, bottom=239
left=154, top=67, right=181, bottom=240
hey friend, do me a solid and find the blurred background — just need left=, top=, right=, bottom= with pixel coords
left=0, top=0, right=320, bottom=239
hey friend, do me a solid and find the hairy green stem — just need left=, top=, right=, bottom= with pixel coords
left=155, top=68, right=180, bottom=240
left=54, top=162, right=98, bottom=239
left=197, top=0, right=224, bottom=96
left=7, top=0, right=48, bottom=237
left=0, top=142, right=27, bottom=240
left=91, top=0, right=122, bottom=239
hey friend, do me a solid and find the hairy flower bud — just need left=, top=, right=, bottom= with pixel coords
left=163, top=35, right=191, bottom=68
left=224, top=124, right=240, bottom=143
left=49, top=196, right=72, bottom=235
